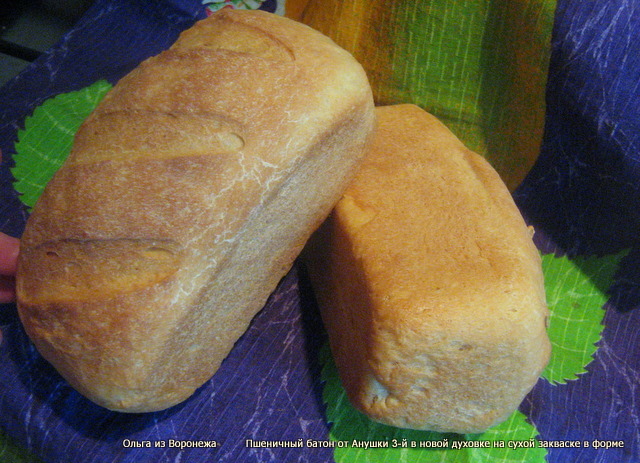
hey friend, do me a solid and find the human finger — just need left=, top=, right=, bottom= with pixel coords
left=0, top=233, right=19, bottom=276
left=0, top=275, right=15, bottom=303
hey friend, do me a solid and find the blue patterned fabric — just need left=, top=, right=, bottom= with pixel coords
left=514, top=1, right=640, bottom=461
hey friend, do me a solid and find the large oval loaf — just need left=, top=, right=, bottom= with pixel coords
left=304, top=104, right=550, bottom=433
left=16, top=9, right=375, bottom=412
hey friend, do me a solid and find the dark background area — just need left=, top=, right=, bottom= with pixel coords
left=0, top=0, right=93, bottom=87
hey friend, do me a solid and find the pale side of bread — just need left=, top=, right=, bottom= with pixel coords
left=16, top=9, right=375, bottom=413
left=304, top=104, right=550, bottom=433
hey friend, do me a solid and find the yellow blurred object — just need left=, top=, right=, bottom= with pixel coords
left=283, top=0, right=309, bottom=20
left=295, top=0, right=556, bottom=191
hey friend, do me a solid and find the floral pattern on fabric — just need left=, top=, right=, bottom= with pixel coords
left=202, top=0, right=279, bottom=14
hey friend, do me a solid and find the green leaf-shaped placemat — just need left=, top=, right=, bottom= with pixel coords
left=541, top=250, right=628, bottom=385
left=11, top=80, right=112, bottom=209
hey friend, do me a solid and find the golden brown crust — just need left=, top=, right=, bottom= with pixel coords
left=16, top=9, right=375, bottom=412
left=304, top=104, right=550, bottom=433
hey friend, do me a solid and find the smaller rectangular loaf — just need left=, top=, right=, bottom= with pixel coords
left=304, top=104, right=550, bottom=433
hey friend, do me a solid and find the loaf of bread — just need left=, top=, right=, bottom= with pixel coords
left=16, top=9, right=375, bottom=413
left=304, top=104, right=550, bottom=433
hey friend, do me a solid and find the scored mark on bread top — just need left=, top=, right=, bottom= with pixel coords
left=18, top=238, right=185, bottom=304
left=69, top=110, right=245, bottom=165
left=170, top=12, right=295, bottom=62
